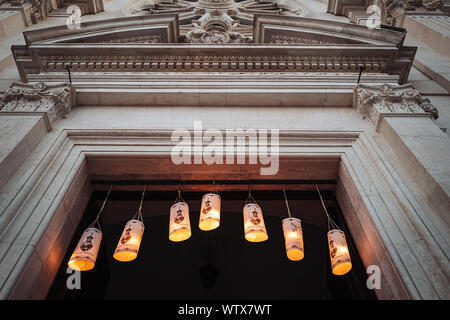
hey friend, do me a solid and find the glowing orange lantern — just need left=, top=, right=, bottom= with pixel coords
left=328, top=229, right=352, bottom=275
left=243, top=202, right=268, bottom=242
left=68, top=227, right=102, bottom=271
left=199, top=192, right=221, bottom=231
left=68, top=187, right=111, bottom=271
left=113, top=219, right=145, bottom=262
left=282, top=217, right=304, bottom=261
left=169, top=201, right=191, bottom=242
left=113, top=186, right=146, bottom=262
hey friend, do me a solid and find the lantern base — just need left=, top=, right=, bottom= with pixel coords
left=68, top=259, right=95, bottom=271
left=332, top=262, right=352, bottom=276
left=169, top=229, right=192, bottom=242
left=113, top=251, right=138, bottom=262
left=287, top=249, right=304, bottom=261
left=245, top=231, right=268, bottom=242
left=199, top=219, right=220, bottom=231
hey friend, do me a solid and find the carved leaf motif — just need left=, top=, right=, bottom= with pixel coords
left=0, top=82, right=74, bottom=124
left=355, top=84, right=439, bottom=126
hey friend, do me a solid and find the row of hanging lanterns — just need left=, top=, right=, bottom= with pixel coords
left=68, top=184, right=352, bottom=276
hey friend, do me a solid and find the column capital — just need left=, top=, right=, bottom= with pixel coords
left=0, top=82, right=75, bottom=129
left=353, top=83, right=439, bottom=131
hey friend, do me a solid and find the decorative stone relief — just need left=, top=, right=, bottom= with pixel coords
left=0, top=0, right=47, bottom=26
left=184, top=11, right=250, bottom=44
left=381, top=0, right=444, bottom=27
left=378, top=0, right=407, bottom=27
left=328, top=0, right=444, bottom=28
left=406, top=0, right=444, bottom=12
left=127, top=0, right=313, bottom=42
left=354, top=83, right=439, bottom=127
left=99, top=34, right=162, bottom=44
left=269, top=34, right=333, bottom=45
left=0, top=82, right=75, bottom=124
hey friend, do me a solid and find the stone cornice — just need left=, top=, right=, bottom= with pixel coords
left=11, top=15, right=416, bottom=84
left=353, top=83, right=439, bottom=131
left=13, top=42, right=414, bottom=83
left=0, top=82, right=75, bottom=126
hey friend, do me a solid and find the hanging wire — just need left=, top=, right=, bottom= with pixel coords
left=89, top=185, right=112, bottom=231
left=245, top=182, right=257, bottom=205
left=282, top=189, right=292, bottom=218
left=132, top=184, right=146, bottom=222
left=315, top=184, right=340, bottom=231
left=212, top=180, right=219, bottom=195
left=173, top=183, right=185, bottom=204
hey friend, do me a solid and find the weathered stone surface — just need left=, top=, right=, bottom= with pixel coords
left=353, top=83, right=438, bottom=129
left=0, top=0, right=448, bottom=301
left=0, top=82, right=75, bottom=124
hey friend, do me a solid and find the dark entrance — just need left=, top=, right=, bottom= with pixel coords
left=47, top=190, right=376, bottom=300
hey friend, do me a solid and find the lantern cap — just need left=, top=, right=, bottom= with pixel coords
left=202, top=192, right=221, bottom=199
left=282, top=217, right=301, bottom=223
left=127, top=218, right=145, bottom=228
left=172, top=200, right=188, bottom=207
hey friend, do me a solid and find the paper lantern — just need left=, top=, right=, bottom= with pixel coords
left=68, top=227, right=102, bottom=271
left=169, top=201, right=191, bottom=242
left=113, top=219, right=145, bottom=262
left=282, top=217, right=304, bottom=261
left=328, top=229, right=352, bottom=275
left=243, top=203, right=268, bottom=242
left=199, top=193, right=221, bottom=231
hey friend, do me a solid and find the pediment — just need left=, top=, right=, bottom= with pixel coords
left=22, top=14, right=179, bottom=45
left=253, top=15, right=406, bottom=47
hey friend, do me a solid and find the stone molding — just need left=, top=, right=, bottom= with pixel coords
left=353, top=83, right=439, bottom=130
left=0, top=129, right=448, bottom=299
left=0, top=82, right=75, bottom=125
left=11, top=15, right=416, bottom=84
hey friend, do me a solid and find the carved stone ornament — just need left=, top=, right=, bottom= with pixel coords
left=354, top=83, right=439, bottom=128
left=380, top=0, right=444, bottom=27
left=0, top=82, right=75, bottom=124
left=269, top=34, right=333, bottom=45
left=184, top=11, right=250, bottom=44
left=383, top=0, right=407, bottom=27
left=0, top=0, right=48, bottom=26
left=405, top=0, right=444, bottom=12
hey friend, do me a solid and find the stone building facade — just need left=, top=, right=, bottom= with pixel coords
left=0, top=0, right=448, bottom=299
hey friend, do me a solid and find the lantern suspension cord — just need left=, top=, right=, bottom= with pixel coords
left=174, top=183, right=185, bottom=204
left=315, top=184, right=340, bottom=231
left=212, top=180, right=219, bottom=195
left=132, top=184, right=146, bottom=222
left=282, top=189, right=292, bottom=218
left=89, top=185, right=112, bottom=231
left=245, top=182, right=257, bottom=205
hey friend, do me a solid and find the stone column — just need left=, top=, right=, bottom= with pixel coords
left=353, top=83, right=449, bottom=299
left=354, top=83, right=449, bottom=228
left=0, top=81, right=75, bottom=188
